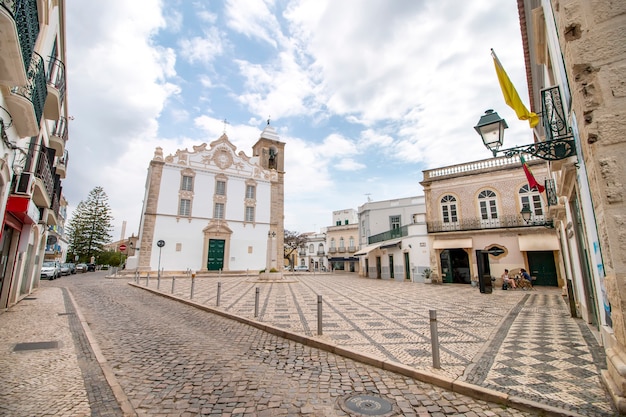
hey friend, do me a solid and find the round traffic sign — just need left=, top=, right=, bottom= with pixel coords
left=157, top=240, right=165, bottom=248
left=119, top=244, right=127, bottom=251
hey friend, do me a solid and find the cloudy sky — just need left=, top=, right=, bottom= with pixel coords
left=64, top=0, right=534, bottom=240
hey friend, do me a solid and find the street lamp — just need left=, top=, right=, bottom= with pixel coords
left=520, top=204, right=554, bottom=228
left=520, top=204, right=532, bottom=223
left=474, top=109, right=508, bottom=156
left=474, top=109, right=577, bottom=160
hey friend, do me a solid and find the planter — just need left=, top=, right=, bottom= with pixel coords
left=424, top=278, right=432, bottom=284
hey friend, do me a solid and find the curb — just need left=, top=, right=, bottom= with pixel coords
left=129, top=282, right=586, bottom=417
left=66, top=289, right=138, bottom=417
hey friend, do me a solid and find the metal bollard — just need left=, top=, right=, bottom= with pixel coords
left=317, top=295, right=323, bottom=335
left=429, top=309, right=441, bottom=369
left=254, top=287, right=260, bottom=317
left=146, top=273, right=150, bottom=286
left=171, top=275, right=176, bottom=294
left=217, top=282, right=221, bottom=306
left=190, top=273, right=196, bottom=299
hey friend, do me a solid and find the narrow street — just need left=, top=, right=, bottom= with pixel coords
left=43, top=272, right=539, bottom=416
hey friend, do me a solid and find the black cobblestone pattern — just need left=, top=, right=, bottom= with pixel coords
left=148, top=273, right=616, bottom=416
left=61, top=288, right=124, bottom=417
left=45, top=274, right=544, bottom=416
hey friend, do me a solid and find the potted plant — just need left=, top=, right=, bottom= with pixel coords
left=422, top=268, right=432, bottom=284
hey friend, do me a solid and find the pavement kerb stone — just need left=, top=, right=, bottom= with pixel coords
left=128, top=282, right=587, bottom=417
left=506, top=395, right=588, bottom=417
left=383, top=360, right=454, bottom=391
left=66, top=289, right=137, bottom=417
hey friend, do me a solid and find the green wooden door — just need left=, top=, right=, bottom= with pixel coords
left=527, top=251, right=558, bottom=286
left=207, top=239, right=225, bottom=271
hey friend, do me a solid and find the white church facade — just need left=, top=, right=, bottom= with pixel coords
left=128, top=124, right=285, bottom=274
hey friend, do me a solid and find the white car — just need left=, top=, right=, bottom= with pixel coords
left=40, top=261, right=61, bottom=280
left=293, top=265, right=309, bottom=272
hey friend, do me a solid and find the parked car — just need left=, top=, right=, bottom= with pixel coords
left=60, top=263, right=71, bottom=276
left=40, top=261, right=61, bottom=280
left=294, top=265, right=309, bottom=272
left=67, top=263, right=77, bottom=274
left=86, top=263, right=96, bottom=272
left=76, top=263, right=87, bottom=273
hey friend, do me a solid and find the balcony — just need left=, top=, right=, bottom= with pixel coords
left=338, top=247, right=346, bottom=253
left=5, top=52, right=48, bottom=137
left=49, top=116, right=68, bottom=155
left=317, top=251, right=325, bottom=256
left=348, top=246, right=357, bottom=252
left=329, top=247, right=337, bottom=254
left=13, top=144, right=55, bottom=209
left=0, top=0, right=40, bottom=86
left=43, top=57, right=66, bottom=120
left=368, top=226, right=408, bottom=245
left=427, top=215, right=548, bottom=233
left=55, top=149, right=68, bottom=178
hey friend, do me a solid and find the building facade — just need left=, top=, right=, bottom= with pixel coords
left=518, top=0, right=626, bottom=409
left=356, top=196, right=429, bottom=281
left=326, top=208, right=359, bottom=273
left=297, top=231, right=327, bottom=271
left=0, top=0, right=69, bottom=308
left=129, top=124, right=285, bottom=274
left=421, top=156, right=561, bottom=288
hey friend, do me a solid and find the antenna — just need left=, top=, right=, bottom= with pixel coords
left=223, top=118, right=230, bottom=133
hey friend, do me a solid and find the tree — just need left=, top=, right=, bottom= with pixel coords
left=67, top=186, right=114, bottom=263
left=283, top=229, right=308, bottom=269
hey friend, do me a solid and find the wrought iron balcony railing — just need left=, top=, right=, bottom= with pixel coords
left=11, top=52, right=47, bottom=127
left=427, top=215, right=549, bottom=233
left=1, top=0, right=40, bottom=75
left=46, top=57, right=66, bottom=101
left=368, top=225, right=408, bottom=245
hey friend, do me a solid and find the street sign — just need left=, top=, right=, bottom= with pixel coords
left=119, top=244, right=127, bottom=251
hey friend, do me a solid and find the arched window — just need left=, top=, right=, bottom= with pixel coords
left=478, top=190, right=498, bottom=220
left=309, top=244, right=314, bottom=253
left=330, top=238, right=336, bottom=249
left=440, top=195, right=458, bottom=225
left=519, top=185, right=544, bottom=221
left=339, top=237, right=345, bottom=248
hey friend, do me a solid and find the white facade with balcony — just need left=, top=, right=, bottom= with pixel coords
left=356, top=196, right=429, bottom=281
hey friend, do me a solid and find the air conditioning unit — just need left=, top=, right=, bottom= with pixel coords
left=15, top=172, right=34, bottom=196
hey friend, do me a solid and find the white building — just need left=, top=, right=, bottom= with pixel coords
left=356, top=196, right=430, bottom=281
left=130, top=124, right=285, bottom=273
left=0, top=0, right=69, bottom=308
left=326, top=208, right=359, bottom=273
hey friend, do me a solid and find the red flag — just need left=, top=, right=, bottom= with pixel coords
left=520, top=155, right=545, bottom=192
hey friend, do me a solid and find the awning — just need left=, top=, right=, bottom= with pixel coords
left=433, top=238, right=473, bottom=249
left=380, top=239, right=402, bottom=249
left=518, top=235, right=560, bottom=251
left=354, top=243, right=382, bottom=256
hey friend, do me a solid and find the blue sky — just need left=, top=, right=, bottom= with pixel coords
left=64, top=0, right=533, bottom=240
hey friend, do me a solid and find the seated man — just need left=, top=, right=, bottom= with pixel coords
left=519, top=268, right=533, bottom=289
left=501, top=269, right=516, bottom=289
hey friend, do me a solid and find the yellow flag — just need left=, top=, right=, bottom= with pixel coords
left=492, top=49, right=539, bottom=128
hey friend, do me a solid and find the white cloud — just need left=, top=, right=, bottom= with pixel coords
left=179, top=27, right=225, bottom=65
left=224, top=0, right=286, bottom=48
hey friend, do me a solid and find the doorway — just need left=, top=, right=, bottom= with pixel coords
left=207, top=239, right=225, bottom=271
left=527, top=251, right=558, bottom=286
left=439, top=249, right=470, bottom=283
